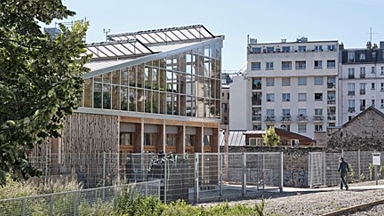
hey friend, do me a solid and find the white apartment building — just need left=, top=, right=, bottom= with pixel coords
left=230, top=37, right=339, bottom=138
left=339, top=42, right=384, bottom=124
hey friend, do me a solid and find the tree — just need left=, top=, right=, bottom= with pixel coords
left=0, top=0, right=91, bottom=185
left=262, top=127, right=280, bottom=147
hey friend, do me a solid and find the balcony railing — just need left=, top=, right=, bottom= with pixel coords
left=348, top=107, right=355, bottom=113
left=252, top=116, right=262, bottom=121
left=313, top=115, right=324, bottom=121
left=296, top=115, right=308, bottom=122
left=327, top=115, right=336, bottom=121
left=327, top=99, right=336, bottom=105
left=327, top=83, right=336, bottom=89
left=348, top=91, right=355, bottom=96
left=265, top=116, right=276, bottom=121
left=280, top=115, right=292, bottom=122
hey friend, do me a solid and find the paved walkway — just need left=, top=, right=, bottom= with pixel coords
left=283, top=184, right=384, bottom=192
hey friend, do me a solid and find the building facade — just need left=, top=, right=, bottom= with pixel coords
left=230, top=37, right=340, bottom=138
left=339, top=42, right=384, bottom=124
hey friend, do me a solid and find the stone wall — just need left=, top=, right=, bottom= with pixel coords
left=328, top=108, right=384, bottom=151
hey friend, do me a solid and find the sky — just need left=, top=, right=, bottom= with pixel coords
left=60, top=0, right=384, bottom=71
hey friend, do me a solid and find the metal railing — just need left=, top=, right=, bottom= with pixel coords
left=0, top=180, right=161, bottom=216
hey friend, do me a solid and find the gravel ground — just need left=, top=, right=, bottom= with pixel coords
left=201, top=180, right=384, bottom=215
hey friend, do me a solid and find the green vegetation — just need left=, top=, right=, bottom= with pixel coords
left=262, top=127, right=280, bottom=147
left=0, top=0, right=90, bottom=185
left=0, top=177, right=267, bottom=215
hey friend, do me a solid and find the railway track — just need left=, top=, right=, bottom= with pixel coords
left=322, top=198, right=384, bottom=216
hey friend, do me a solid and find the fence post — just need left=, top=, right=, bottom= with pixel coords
left=242, top=153, right=246, bottom=197
left=49, top=194, right=53, bottom=216
left=323, top=152, right=327, bottom=186
left=358, top=149, right=361, bottom=181
left=73, top=191, right=78, bottom=216
left=164, top=160, right=167, bottom=203
left=219, top=153, right=223, bottom=197
left=21, top=198, right=26, bottom=216
left=102, top=152, right=106, bottom=200
left=279, top=152, right=284, bottom=192
left=309, top=153, right=313, bottom=188
left=194, top=153, right=199, bottom=204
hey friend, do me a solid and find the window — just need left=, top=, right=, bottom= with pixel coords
left=298, top=77, right=307, bottom=85
left=315, top=45, right=322, bottom=51
left=381, top=83, right=384, bottom=91
left=315, top=108, right=323, bottom=116
left=266, top=93, right=274, bottom=102
left=266, top=109, right=275, bottom=119
left=266, top=78, right=274, bottom=86
left=327, top=60, right=336, bottom=68
left=328, top=45, right=336, bottom=51
left=282, top=93, right=290, bottom=101
left=348, top=83, right=355, bottom=95
left=314, top=93, right=323, bottom=101
left=348, top=68, right=355, bottom=79
left=381, top=66, right=384, bottom=74
left=298, top=46, right=306, bottom=52
left=360, top=53, right=366, bottom=60
left=252, top=78, right=262, bottom=89
left=314, top=77, right=323, bottom=85
left=282, top=61, right=292, bottom=70
left=144, top=133, right=156, bottom=146
left=251, top=62, right=261, bottom=71
left=347, top=52, right=355, bottom=63
left=314, top=60, right=322, bottom=69
left=372, top=83, right=375, bottom=90
left=282, top=109, right=290, bottom=116
left=298, top=93, right=307, bottom=101
left=248, top=138, right=264, bottom=146
left=348, top=100, right=355, bottom=112
left=360, top=67, right=366, bottom=78
left=280, top=124, right=290, bottom=131
left=120, top=133, right=134, bottom=145
left=298, top=125, right=306, bottom=133
left=298, top=109, right=307, bottom=120
left=266, top=62, right=274, bottom=70
left=315, top=125, right=323, bottom=132
left=372, top=99, right=375, bottom=106
left=327, top=77, right=336, bottom=88
left=295, top=61, right=306, bottom=70
left=381, top=99, right=384, bottom=108
left=282, top=77, right=290, bottom=86
left=252, top=47, right=261, bottom=53
left=360, top=99, right=366, bottom=111
left=372, top=66, right=376, bottom=74
left=166, top=134, right=177, bottom=146
left=282, top=46, right=290, bottom=52
left=266, top=47, right=274, bottom=53
left=360, top=83, right=366, bottom=95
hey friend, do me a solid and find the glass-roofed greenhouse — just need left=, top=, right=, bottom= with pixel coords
left=64, top=24, right=226, bottom=155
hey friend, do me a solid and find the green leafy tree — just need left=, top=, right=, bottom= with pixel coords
left=262, top=127, right=280, bottom=147
left=0, top=0, right=91, bottom=185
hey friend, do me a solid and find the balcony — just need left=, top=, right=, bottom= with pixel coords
left=252, top=116, right=262, bottom=121
left=360, top=89, right=366, bottom=95
left=265, top=116, right=276, bottom=122
left=313, top=115, right=324, bottom=122
left=348, top=75, right=355, bottom=79
left=348, top=107, right=355, bottom=113
left=327, top=98, right=336, bottom=104
left=327, top=83, right=336, bottom=89
left=280, top=115, right=292, bottom=122
left=296, top=115, right=308, bottom=122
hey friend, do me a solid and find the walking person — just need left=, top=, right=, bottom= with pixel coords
left=338, top=157, right=350, bottom=190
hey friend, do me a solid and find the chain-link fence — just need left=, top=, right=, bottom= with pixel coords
left=0, top=180, right=160, bottom=216
left=309, top=150, right=384, bottom=188
left=28, top=152, right=283, bottom=204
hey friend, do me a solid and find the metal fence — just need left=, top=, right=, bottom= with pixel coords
left=29, top=152, right=284, bottom=204
left=309, top=150, right=384, bottom=187
left=0, top=180, right=160, bottom=216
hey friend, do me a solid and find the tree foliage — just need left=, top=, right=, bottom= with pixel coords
left=0, top=0, right=91, bottom=185
left=262, top=127, right=280, bottom=147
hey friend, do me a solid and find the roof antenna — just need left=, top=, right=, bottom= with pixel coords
left=367, top=27, right=377, bottom=43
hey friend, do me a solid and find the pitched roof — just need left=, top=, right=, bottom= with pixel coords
left=340, top=106, right=384, bottom=129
